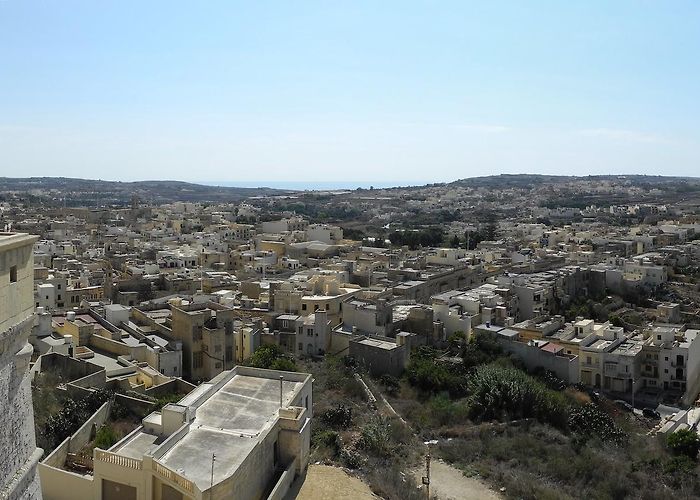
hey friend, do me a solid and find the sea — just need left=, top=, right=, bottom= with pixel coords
left=203, top=181, right=416, bottom=191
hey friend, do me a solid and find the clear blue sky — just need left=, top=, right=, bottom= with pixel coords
left=1, top=1, right=698, bottom=184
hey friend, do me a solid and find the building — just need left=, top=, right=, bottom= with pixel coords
left=641, top=326, right=700, bottom=405
left=0, top=232, right=43, bottom=499
left=134, top=301, right=240, bottom=382
left=39, top=366, right=313, bottom=500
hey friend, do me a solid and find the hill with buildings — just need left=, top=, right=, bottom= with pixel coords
left=0, top=177, right=293, bottom=206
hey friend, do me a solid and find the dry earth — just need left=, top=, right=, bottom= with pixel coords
left=285, top=464, right=379, bottom=500
left=414, top=460, right=503, bottom=500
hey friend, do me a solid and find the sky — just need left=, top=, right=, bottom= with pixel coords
left=1, top=1, right=699, bottom=185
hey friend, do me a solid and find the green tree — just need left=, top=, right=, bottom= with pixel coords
left=668, top=429, right=700, bottom=460
left=450, top=234, right=460, bottom=248
left=248, top=344, right=297, bottom=371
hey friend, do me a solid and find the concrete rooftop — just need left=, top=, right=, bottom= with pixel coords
left=116, top=372, right=304, bottom=491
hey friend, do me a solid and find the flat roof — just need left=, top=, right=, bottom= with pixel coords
left=354, top=337, right=398, bottom=350
left=158, top=373, right=304, bottom=489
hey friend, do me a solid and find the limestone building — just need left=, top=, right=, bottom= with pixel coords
left=0, top=232, right=43, bottom=499
left=39, top=366, right=312, bottom=500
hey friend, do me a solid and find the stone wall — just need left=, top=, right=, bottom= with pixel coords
left=0, top=234, right=43, bottom=499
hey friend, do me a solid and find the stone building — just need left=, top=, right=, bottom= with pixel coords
left=0, top=232, right=43, bottom=499
left=38, top=366, right=312, bottom=500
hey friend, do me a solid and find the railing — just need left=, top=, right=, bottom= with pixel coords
left=581, top=361, right=599, bottom=368
left=94, top=449, right=142, bottom=470
left=153, top=461, right=195, bottom=493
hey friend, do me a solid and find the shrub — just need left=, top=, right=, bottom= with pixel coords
left=94, top=425, right=119, bottom=450
left=568, top=404, right=625, bottom=444
left=339, top=447, right=364, bottom=469
left=358, top=416, right=392, bottom=456
left=312, top=429, right=341, bottom=452
left=406, top=349, right=468, bottom=396
left=664, top=455, right=697, bottom=474
left=466, top=364, right=569, bottom=428
left=248, top=344, right=296, bottom=371
left=428, top=393, right=468, bottom=426
left=667, top=429, right=700, bottom=460
left=321, top=405, right=352, bottom=428
left=44, top=390, right=114, bottom=450
left=462, top=331, right=503, bottom=368
left=379, top=374, right=400, bottom=396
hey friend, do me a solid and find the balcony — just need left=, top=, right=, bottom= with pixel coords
left=581, top=360, right=600, bottom=369
left=94, top=449, right=142, bottom=470
left=153, top=461, right=195, bottom=494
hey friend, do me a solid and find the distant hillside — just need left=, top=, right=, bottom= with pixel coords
left=449, top=173, right=700, bottom=189
left=0, top=177, right=294, bottom=205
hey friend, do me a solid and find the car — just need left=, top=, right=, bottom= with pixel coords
left=614, top=399, right=633, bottom=412
left=642, top=407, right=661, bottom=419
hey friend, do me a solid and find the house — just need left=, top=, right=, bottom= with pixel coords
left=38, top=366, right=313, bottom=500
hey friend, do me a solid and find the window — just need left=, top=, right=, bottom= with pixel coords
left=214, top=344, right=222, bottom=353
left=57, top=284, right=61, bottom=290
left=215, top=362, right=222, bottom=369
left=193, top=351, right=204, bottom=369
left=10, top=265, right=17, bottom=283
left=193, top=326, right=203, bottom=341
left=298, top=342, right=303, bottom=351
left=302, top=304, right=307, bottom=311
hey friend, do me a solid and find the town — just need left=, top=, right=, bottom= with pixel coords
left=3, top=174, right=700, bottom=499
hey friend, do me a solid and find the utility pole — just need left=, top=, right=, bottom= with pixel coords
left=210, top=452, right=216, bottom=494
left=426, top=448, right=431, bottom=500
left=423, top=439, right=438, bottom=499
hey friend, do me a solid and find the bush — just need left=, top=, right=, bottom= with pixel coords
left=667, top=429, right=700, bottom=460
left=358, top=416, right=392, bottom=456
left=44, top=390, right=114, bottom=450
left=466, top=364, right=569, bottom=428
left=406, top=348, right=468, bottom=396
left=664, top=455, right=697, bottom=474
left=568, top=404, right=625, bottom=444
left=248, top=344, right=296, bottom=371
left=94, top=425, right=119, bottom=450
left=321, top=405, right=352, bottom=428
left=313, top=429, right=341, bottom=452
left=428, top=393, right=468, bottom=426
left=462, top=331, right=503, bottom=368
left=379, top=374, right=400, bottom=396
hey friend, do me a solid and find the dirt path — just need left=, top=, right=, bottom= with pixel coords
left=285, top=464, right=378, bottom=500
left=414, top=460, right=502, bottom=500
